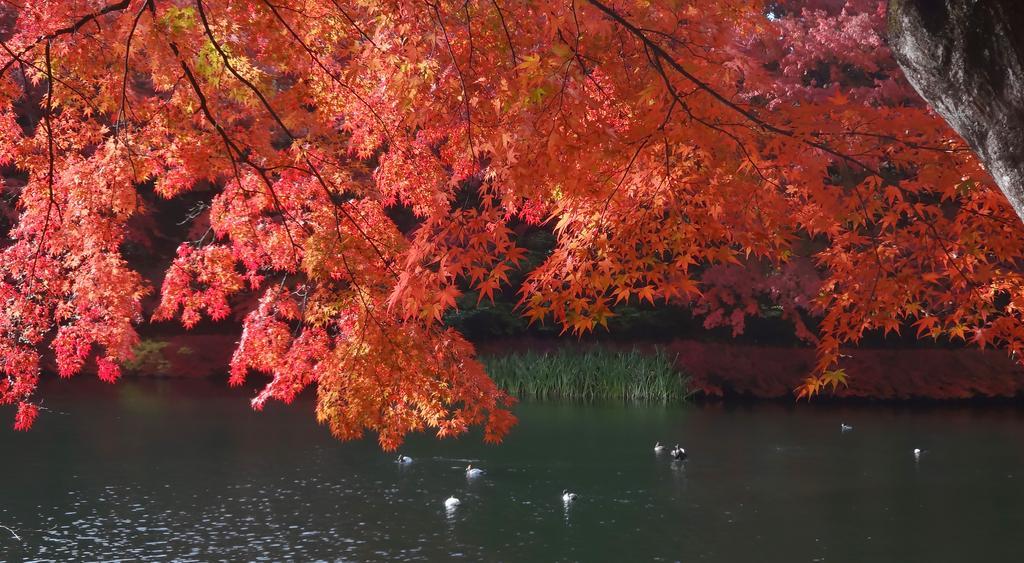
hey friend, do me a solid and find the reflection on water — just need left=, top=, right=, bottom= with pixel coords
left=2, top=378, right=1024, bottom=561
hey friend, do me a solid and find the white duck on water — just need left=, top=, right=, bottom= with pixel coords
left=465, top=464, right=485, bottom=478
left=840, top=423, right=853, bottom=432
left=562, top=489, right=578, bottom=503
left=445, top=496, right=461, bottom=509
left=653, top=442, right=664, bottom=453
left=396, top=454, right=413, bottom=464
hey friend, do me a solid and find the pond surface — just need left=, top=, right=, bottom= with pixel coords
left=2, top=379, right=1024, bottom=562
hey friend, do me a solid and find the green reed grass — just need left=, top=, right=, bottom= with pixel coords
left=481, top=347, right=690, bottom=403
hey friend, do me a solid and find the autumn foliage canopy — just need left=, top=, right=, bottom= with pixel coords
left=1, top=0, right=1021, bottom=447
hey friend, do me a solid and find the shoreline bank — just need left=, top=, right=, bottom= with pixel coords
left=61, top=334, right=1024, bottom=403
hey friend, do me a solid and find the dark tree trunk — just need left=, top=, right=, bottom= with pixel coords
left=888, top=0, right=1024, bottom=220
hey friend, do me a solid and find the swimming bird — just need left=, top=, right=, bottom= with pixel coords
left=670, top=444, right=688, bottom=461
left=445, top=496, right=460, bottom=509
left=562, top=489, right=577, bottom=503
left=396, top=454, right=413, bottom=464
left=654, top=442, right=664, bottom=453
left=840, top=423, right=853, bottom=432
left=465, top=464, right=485, bottom=478
left=913, top=448, right=922, bottom=459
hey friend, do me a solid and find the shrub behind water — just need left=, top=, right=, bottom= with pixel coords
left=482, top=347, right=689, bottom=403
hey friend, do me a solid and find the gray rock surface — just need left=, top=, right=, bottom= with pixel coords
left=888, top=0, right=1024, bottom=220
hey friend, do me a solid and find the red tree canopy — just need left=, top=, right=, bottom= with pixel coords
left=1, top=0, right=1020, bottom=447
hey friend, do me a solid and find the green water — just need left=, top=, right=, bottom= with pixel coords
left=2, top=379, right=1024, bottom=561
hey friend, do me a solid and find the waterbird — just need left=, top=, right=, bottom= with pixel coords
left=840, top=423, right=853, bottom=432
left=562, top=489, right=578, bottom=503
left=670, top=444, right=688, bottom=461
left=445, top=496, right=461, bottom=509
left=465, top=464, right=485, bottom=478
left=654, top=442, right=664, bottom=453
left=913, top=448, right=922, bottom=459
left=396, top=454, right=413, bottom=464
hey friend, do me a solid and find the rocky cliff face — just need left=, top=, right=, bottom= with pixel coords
left=888, top=0, right=1024, bottom=219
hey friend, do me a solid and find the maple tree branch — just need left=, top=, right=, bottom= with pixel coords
left=644, top=44, right=783, bottom=193
left=256, top=0, right=403, bottom=155
left=555, top=20, right=607, bottom=97
left=920, top=212, right=986, bottom=302
left=108, top=0, right=151, bottom=186
left=336, top=251, right=411, bottom=362
left=0, top=40, right=106, bottom=126
left=628, top=19, right=917, bottom=332
left=840, top=131, right=968, bottom=154
left=957, top=205, right=1020, bottom=228
left=45, top=0, right=131, bottom=37
left=194, top=2, right=292, bottom=137
left=567, top=0, right=599, bottom=84
left=584, top=0, right=891, bottom=177
left=0, top=0, right=131, bottom=76
left=30, top=40, right=56, bottom=281
left=585, top=1, right=777, bottom=130
left=603, top=1, right=912, bottom=293
left=327, top=0, right=379, bottom=51
left=116, top=0, right=150, bottom=134
left=464, top=1, right=475, bottom=72
left=490, top=0, right=518, bottom=65
left=428, top=1, right=477, bottom=163
left=165, top=35, right=305, bottom=270
left=156, top=8, right=303, bottom=263
left=196, top=0, right=399, bottom=279
left=597, top=130, right=653, bottom=221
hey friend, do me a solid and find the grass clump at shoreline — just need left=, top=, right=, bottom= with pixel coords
left=481, top=347, right=690, bottom=403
